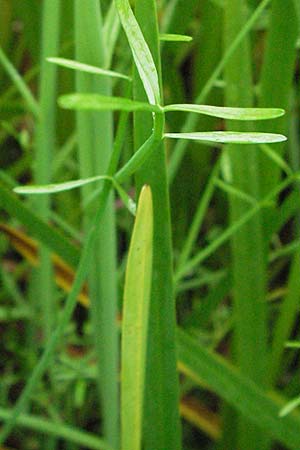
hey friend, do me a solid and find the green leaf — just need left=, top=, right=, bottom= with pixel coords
left=14, top=175, right=111, bottom=195
left=121, top=185, right=153, bottom=450
left=163, top=104, right=285, bottom=120
left=279, top=396, right=300, bottom=418
left=58, top=94, right=162, bottom=113
left=114, top=0, right=160, bottom=104
left=159, top=33, right=193, bottom=42
left=177, top=328, right=300, bottom=449
left=47, top=57, right=131, bottom=81
left=164, top=131, right=287, bottom=144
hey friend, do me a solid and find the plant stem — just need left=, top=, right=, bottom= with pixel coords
left=223, top=1, right=268, bottom=448
left=133, top=1, right=182, bottom=449
left=74, top=1, right=118, bottom=447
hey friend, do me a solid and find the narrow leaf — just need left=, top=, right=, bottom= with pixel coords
left=163, top=104, right=285, bottom=120
left=121, top=185, right=153, bottom=450
left=164, top=131, right=287, bottom=144
left=115, top=0, right=160, bottom=104
left=14, top=175, right=111, bottom=195
left=47, top=57, right=131, bottom=81
left=59, top=94, right=161, bottom=113
left=159, top=33, right=193, bottom=42
left=111, top=180, right=136, bottom=216
left=279, top=396, right=300, bottom=418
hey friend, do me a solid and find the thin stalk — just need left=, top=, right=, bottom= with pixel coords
left=33, top=0, right=60, bottom=342
left=0, top=45, right=39, bottom=117
left=168, top=0, right=272, bottom=184
left=257, top=0, right=297, bottom=200
left=223, top=1, right=268, bottom=449
left=74, top=2, right=118, bottom=447
left=175, top=157, right=221, bottom=278
left=133, top=1, right=182, bottom=449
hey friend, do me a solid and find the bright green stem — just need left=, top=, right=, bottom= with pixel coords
left=33, top=0, right=60, bottom=340
left=133, top=1, right=182, bottom=449
left=223, top=1, right=268, bottom=449
left=74, top=1, right=118, bottom=447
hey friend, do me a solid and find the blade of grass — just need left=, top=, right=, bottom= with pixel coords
left=74, top=1, right=118, bottom=446
left=121, top=185, right=153, bottom=450
left=31, top=0, right=60, bottom=345
left=125, top=0, right=182, bottom=447
left=48, top=57, right=131, bottom=80
left=223, top=1, right=271, bottom=448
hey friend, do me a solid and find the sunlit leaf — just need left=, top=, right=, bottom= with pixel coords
left=159, top=33, right=193, bottom=42
left=115, top=0, right=160, bottom=104
left=164, top=104, right=285, bottom=120
left=47, top=57, right=131, bottom=81
left=121, top=185, right=153, bottom=450
left=164, top=131, right=287, bottom=144
left=59, top=94, right=161, bottom=113
left=14, top=175, right=111, bottom=195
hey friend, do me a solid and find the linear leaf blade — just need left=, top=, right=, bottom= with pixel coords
left=164, top=131, right=287, bottom=144
left=164, top=104, right=285, bottom=120
left=58, top=94, right=161, bottom=113
left=159, top=34, right=193, bottom=42
left=114, top=0, right=160, bottom=104
left=14, top=175, right=111, bottom=195
left=121, top=185, right=153, bottom=450
left=47, top=57, right=131, bottom=80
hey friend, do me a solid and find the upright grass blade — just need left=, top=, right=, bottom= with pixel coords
left=74, top=1, right=118, bottom=447
left=121, top=185, right=153, bottom=450
left=257, top=0, right=298, bottom=200
left=223, top=1, right=269, bottom=449
left=33, top=0, right=60, bottom=356
left=122, top=0, right=182, bottom=447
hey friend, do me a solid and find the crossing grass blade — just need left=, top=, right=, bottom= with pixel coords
left=177, top=329, right=300, bottom=450
left=121, top=185, right=153, bottom=450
